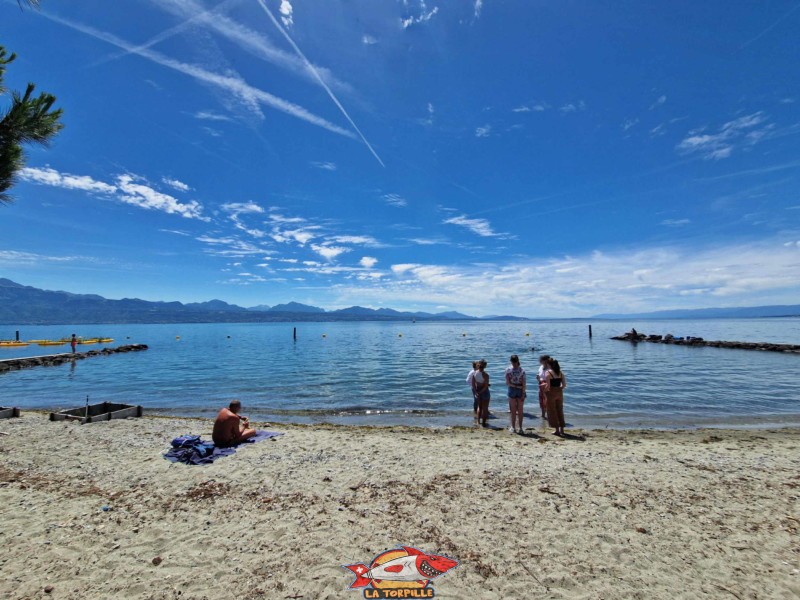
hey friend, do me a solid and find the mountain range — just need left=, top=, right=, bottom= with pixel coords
left=0, top=279, right=519, bottom=325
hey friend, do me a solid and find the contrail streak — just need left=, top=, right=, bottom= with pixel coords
left=92, top=0, right=240, bottom=67
left=36, top=10, right=356, bottom=138
left=741, top=2, right=800, bottom=48
left=254, top=0, right=385, bottom=167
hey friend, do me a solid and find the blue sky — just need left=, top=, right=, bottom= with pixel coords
left=1, top=0, right=799, bottom=317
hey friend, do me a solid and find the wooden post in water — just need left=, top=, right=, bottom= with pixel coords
left=293, top=327, right=297, bottom=341
left=15, top=330, right=19, bottom=341
left=589, top=324, right=593, bottom=338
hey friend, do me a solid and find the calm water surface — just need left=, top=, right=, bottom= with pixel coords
left=1, top=319, right=799, bottom=429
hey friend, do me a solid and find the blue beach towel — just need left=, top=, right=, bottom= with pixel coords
left=163, top=430, right=284, bottom=465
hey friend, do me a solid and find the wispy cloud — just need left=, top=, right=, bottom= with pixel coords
left=677, top=112, right=772, bottom=160
left=622, top=118, right=639, bottom=131
left=649, top=95, right=667, bottom=110
left=193, top=110, right=232, bottom=122
left=151, top=0, right=352, bottom=93
left=222, top=202, right=264, bottom=215
left=661, top=218, right=691, bottom=226
left=20, top=167, right=207, bottom=220
left=559, top=100, right=586, bottom=113
left=475, top=125, right=492, bottom=138
left=196, top=235, right=268, bottom=257
left=162, top=177, right=191, bottom=192
left=0, top=250, right=101, bottom=265
left=443, top=214, right=510, bottom=238
left=311, top=161, right=337, bottom=171
left=39, top=10, right=355, bottom=137
left=383, top=193, right=408, bottom=207
left=255, top=0, right=385, bottom=167
left=473, top=0, right=483, bottom=19
left=359, top=256, right=378, bottom=268
left=328, top=235, right=382, bottom=246
left=362, top=34, right=378, bottom=45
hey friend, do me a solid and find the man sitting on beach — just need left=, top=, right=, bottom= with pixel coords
left=212, top=400, right=256, bottom=447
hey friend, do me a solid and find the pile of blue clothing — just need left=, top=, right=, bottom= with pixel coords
left=163, top=431, right=282, bottom=465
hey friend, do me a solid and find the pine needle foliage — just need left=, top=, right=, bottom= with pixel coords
left=0, top=45, right=64, bottom=203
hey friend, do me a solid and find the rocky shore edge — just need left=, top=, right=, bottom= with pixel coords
left=0, top=344, right=149, bottom=373
left=612, top=332, right=800, bottom=353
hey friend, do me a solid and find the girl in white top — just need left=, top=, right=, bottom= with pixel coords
left=466, top=361, right=478, bottom=419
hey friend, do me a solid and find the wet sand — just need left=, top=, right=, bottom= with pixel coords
left=0, top=413, right=798, bottom=599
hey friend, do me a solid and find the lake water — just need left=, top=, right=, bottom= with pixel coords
left=1, top=319, right=799, bottom=429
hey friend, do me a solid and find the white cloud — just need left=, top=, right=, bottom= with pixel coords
left=116, top=175, right=206, bottom=220
left=193, top=110, right=231, bottom=121
left=475, top=125, right=492, bottom=138
left=661, top=218, right=691, bottom=226
left=311, top=161, right=337, bottom=171
left=383, top=193, right=408, bottom=207
left=20, top=167, right=206, bottom=220
left=162, top=177, right=191, bottom=192
left=512, top=105, right=531, bottom=113
left=334, top=240, right=800, bottom=316
left=362, top=34, right=378, bottom=45
left=360, top=256, right=378, bottom=268
left=391, top=263, right=421, bottom=274
left=279, top=0, right=294, bottom=27
left=271, top=227, right=318, bottom=245
left=311, top=244, right=350, bottom=261
left=677, top=112, right=772, bottom=160
left=20, top=167, right=116, bottom=194
left=474, top=0, right=483, bottom=18
left=401, top=5, right=439, bottom=28
left=443, top=214, right=508, bottom=238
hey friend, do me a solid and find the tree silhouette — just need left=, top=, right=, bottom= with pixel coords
left=0, top=46, right=64, bottom=203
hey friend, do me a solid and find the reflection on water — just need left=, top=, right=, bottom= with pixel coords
left=1, top=318, right=799, bottom=428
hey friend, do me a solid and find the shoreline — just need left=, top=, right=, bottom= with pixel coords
left=1, top=413, right=798, bottom=599
left=11, top=406, right=800, bottom=432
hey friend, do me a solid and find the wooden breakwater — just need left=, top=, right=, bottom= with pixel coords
left=0, top=344, right=149, bottom=373
left=612, top=332, right=800, bottom=354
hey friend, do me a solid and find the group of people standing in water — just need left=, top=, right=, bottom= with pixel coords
left=466, top=354, right=567, bottom=436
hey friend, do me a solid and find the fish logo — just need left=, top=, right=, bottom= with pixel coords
left=344, top=546, right=459, bottom=598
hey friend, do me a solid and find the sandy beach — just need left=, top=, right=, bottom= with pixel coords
left=0, top=413, right=798, bottom=599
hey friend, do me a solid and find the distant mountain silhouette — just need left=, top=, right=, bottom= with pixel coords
left=267, top=301, right=325, bottom=313
left=0, top=278, right=511, bottom=325
left=593, top=305, right=800, bottom=319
